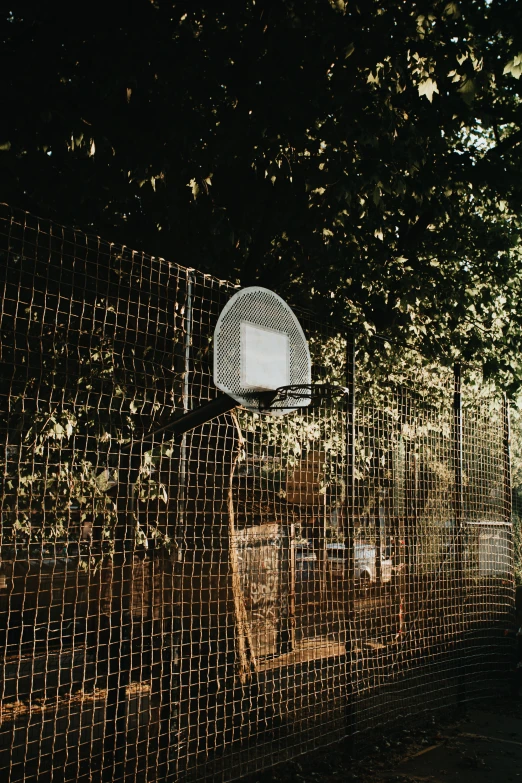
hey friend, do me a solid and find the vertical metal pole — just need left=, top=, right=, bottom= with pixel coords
left=171, top=269, right=193, bottom=764
left=345, top=332, right=356, bottom=746
left=503, top=394, right=512, bottom=524
left=105, top=449, right=142, bottom=777
left=181, top=271, right=194, bottom=475
left=453, top=364, right=465, bottom=706
left=177, top=269, right=194, bottom=549
left=403, top=401, right=417, bottom=599
left=289, top=522, right=296, bottom=647
left=502, top=395, right=515, bottom=663
left=453, top=366, right=464, bottom=529
left=375, top=497, right=382, bottom=584
left=408, top=451, right=419, bottom=604
left=397, top=391, right=407, bottom=642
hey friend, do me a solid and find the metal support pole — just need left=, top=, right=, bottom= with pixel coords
left=503, top=394, right=512, bottom=524
left=453, top=363, right=466, bottom=706
left=120, top=393, right=239, bottom=451
left=375, top=503, right=382, bottom=584
left=397, top=390, right=407, bottom=643
left=502, top=395, right=515, bottom=666
left=104, top=449, right=142, bottom=779
left=345, top=332, right=356, bottom=747
left=178, top=269, right=194, bottom=540
left=168, top=269, right=194, bottom=770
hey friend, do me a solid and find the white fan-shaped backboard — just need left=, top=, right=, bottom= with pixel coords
left=213, top=287, right=311, bottom=415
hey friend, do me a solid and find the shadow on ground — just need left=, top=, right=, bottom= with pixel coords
left=239, top=689, right=522, bottom=783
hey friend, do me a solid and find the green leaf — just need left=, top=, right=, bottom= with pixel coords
left=458, top=77, right=476, bottom=104
left=503, top=54, right=522, bottom=79
left=418, top=78, right=439, bottom=102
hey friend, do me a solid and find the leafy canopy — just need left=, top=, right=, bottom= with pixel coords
left=2, top=1, right=522, bottom=389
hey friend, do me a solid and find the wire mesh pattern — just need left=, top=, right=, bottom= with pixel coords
left=0, top=204, right=515, bottom=783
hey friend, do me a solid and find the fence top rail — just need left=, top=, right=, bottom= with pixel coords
left=0, top=202, right=238, bottom=292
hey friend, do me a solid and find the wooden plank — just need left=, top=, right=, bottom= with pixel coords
left=256, top=635, right=345, bottom=671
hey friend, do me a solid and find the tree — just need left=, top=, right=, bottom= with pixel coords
left=1, top=1, right=522, bottom=389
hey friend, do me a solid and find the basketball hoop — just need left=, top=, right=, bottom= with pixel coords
left=213, top=286, right=312, bottom=416
left=257, top=383, right=349, bottom=412
left=119, top=287, right=343, bottom=450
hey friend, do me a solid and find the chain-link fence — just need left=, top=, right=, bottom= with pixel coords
left=510, top=405, right=522, bottom=654
left=0, top=204, right=515, bottom=782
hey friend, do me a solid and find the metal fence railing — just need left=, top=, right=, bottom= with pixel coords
left=0, top=204, right=515, bottom=782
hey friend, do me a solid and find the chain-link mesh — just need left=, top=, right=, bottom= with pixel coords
left=510, top=405, right=522, bottom=684
left=0, top=205, right=515, bottom=782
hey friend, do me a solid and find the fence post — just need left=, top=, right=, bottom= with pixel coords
left=453, top=363, right=466, bottom=706
left=167, top=268, right=193, bottom=770
left=503, top=394, right=512, bottom=524
left=345, top=332, right=356, bottom=747
left=502, top=395, right=516, bottom=659
left=403, top=398, right=418, bottom=624
left=103, top=448, right=142, bottom=777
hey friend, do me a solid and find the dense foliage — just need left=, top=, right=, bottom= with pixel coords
left=2, top=1, right=522, bottom=388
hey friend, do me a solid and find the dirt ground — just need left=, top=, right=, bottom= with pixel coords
left=240, top=586, right=522, bottom=783
left=240, top=687, right=522, bottom=783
